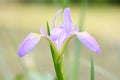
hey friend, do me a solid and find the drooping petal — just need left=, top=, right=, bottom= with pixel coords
left=75, top=32, right=100, bottom=54
left=18, top=33, right=41, bottom=57
left=63, top=8, right=73, bottom=34
left=52, top=9, right=62, bottom=28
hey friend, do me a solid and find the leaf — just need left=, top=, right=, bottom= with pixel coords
left=47, top=21, right=51, bottom=36
left=46, top=21, right=59, bottom=79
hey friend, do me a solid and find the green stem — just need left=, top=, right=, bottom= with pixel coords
left=50, top=46, right=65, bottom=80
left=49, top=45, right=66, bottom=80
left=90, top=53, right=95, bottom=80
left=72, top=0, right=88, bottom=80
left=47, top=22, right=65, bottom=80
left=56, top=58, right=66, bottom=80
left=50, top=45, right=59, bottom=79
left=79, top=0, right=88, bottom=31
left=72, top=40, right=81, bottom=80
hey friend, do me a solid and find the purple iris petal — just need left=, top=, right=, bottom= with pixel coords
left=50, top=26, right=66, bottom=51
left=74, top=26, right=79, bottom=32
left=75, top=32, right=100, bottom=54
left=40, top=27, right=47, bottom=36
left=52, top=9, right=62, bottom=28
left=18, top=8, right=100, bottom=57
left=50, top=27, right=64, bottom=41
left=18, top=33, right=40, bottom=57
left=63, top=8, right=73, bottom=34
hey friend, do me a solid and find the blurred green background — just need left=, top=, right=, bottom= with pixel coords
left=0, top=0, right=120, bottom=80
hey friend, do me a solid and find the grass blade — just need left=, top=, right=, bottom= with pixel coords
left=81, top=58, right=120, bottom=80
left=0, top=46, right=12, bottom=80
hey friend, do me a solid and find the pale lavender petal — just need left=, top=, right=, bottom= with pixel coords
left=50, top=28, right=64, bottom=41
left=63, top=8, right=73, bottom=34
left=52, top=9, right=62, bottom=28
left=75, top=32, right=101, bottom=54
left=50, top=26, right=66, bottom=51
left=40, top=27, right=47, bottom=36
left=74, top=26, right=79, bottom=32
left=57, top=30, right=67, bottom=50
left=18, top=33, right=41, bottom=57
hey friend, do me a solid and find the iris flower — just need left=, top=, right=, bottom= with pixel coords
left=18, top=8, right=100, bottom=57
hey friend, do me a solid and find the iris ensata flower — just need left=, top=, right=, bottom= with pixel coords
left=18, top=8, right=100, bottom=57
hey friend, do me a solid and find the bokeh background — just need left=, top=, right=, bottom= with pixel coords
left=0, top=0, right=120, bottom=80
